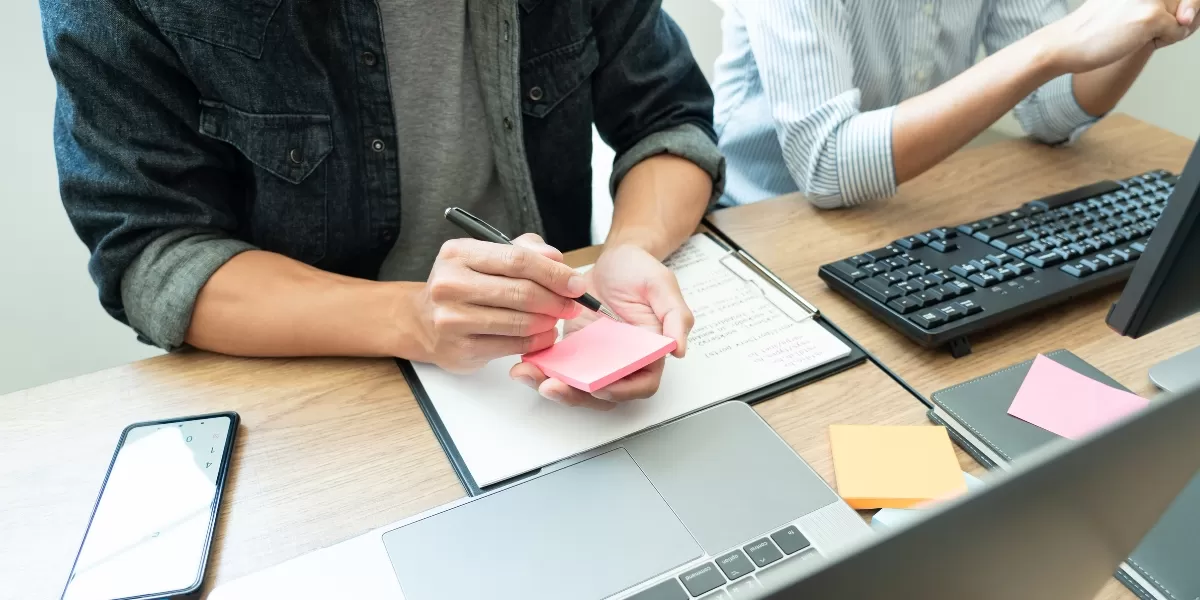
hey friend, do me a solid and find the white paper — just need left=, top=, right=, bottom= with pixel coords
left=412, top=234, right=852, bottom=487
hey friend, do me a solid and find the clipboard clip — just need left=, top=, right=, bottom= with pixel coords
left=718, top=250, right=820, bottom=322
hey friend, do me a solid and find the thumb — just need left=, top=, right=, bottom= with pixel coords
left=1150, top=8, right=1191, bottom=46
left=1178, top=0, right=1199, bottom=27
left=646, top=274, right=694, bottom=358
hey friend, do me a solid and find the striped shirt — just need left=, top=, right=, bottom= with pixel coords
left=714, top=0, right=1099, bottom=208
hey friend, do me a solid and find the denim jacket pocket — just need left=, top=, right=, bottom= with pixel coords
left=136, top=0, right=283, bottom=59
left=520, top=32, right=599, bottom=119
left=199, top=100, right=331, bottom=263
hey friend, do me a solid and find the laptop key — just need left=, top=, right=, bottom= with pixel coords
left=744, top=538, right=784, bottom=568
left=628, top=579, right=690, bottom=600
left=755, top=549, right=825, bottom=592
left=680, top=562, right=726, bottom=597
left=725, top=577, right=763, bottom=599
left=716, top=550, right=756, bottom=581
left=700, top=590, right=731, bottom=600
left=770, top=526, right=811, bottom=555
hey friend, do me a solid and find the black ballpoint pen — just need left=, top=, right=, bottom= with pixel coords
left=444, top=207, right=622, bottom=322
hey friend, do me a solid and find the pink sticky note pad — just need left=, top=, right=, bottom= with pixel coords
left=521, top=318, right=677, bottom=393
left=1007, top=355, right=1149, bottom=440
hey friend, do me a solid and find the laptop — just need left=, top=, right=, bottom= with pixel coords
left=211, top=382, right=1200, bottom=600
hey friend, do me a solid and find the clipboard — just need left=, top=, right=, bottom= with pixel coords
left=398, top=228, right=869, bottom=495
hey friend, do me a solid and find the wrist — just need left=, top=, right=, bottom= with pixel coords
left=1023, top=26, right=1071, bottom=80
left=376, top=281, right=434, bottom=360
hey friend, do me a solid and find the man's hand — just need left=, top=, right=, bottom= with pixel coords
left=509, top=243, right=695, bottom=411
left=1045, top=0, right=1194, bottom=74
left=411, top=234, right=585, bottom=373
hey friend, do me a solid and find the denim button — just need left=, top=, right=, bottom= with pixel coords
left=528, top=86, right=544, bottom=101
left=361, top=51, right=377, bottom=66
left=288, top=148, right=303, bottom=165
left=370, top=139, right=385, bottom=152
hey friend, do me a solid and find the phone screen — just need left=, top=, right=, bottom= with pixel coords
left=62, top=415, right=234, bottom=600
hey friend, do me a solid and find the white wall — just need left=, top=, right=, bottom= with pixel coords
left=0, top=0, right=162, bottom=395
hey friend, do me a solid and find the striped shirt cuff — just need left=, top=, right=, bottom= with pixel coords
left=121, top=230, right=257, bottom=350
left=1017, top=74, right=1099, bottom=146
left=825, top=107, right=897, bottom=208
left=610, top=123, right=727, bottom=211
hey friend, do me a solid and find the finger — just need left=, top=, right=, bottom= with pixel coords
left=509, top=361, right=550, bottom=391
left=1149, top=9, right=1192, bottom=45
left=538, top=379, right=618, bottom=411
left=511, top=233, right=565, bottom=263
left=1177, top=0, right=1199, bottom=27
left=591, top=359, right=666, bottom=402
left=448, top=239, right=587, bottom=299
left=644, top=273, right=695, bottom=358
left=433, top=304, right=560, bottom=337
left=450, top=272, right=582, bottom=319
left=446, top=329, right=558, bottom=369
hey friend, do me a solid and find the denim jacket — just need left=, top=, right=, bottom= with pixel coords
left=41, top=0, right=723, bottom=349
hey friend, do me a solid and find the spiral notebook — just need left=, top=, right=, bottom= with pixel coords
left=398, top=232, right=866, bottom=493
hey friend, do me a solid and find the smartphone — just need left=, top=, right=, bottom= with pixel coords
left=60, top=412, right=239, bottom=600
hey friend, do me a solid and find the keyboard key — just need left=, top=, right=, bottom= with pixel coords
left=882, top=272, right=907, bottom=285
left=930, top=227, right=957, bottom=240
left=938, top=305, right=966, bottom=322
left=928, top=239, right=957, bottom=253
left=1081, top=238, right=1105, bottom=253
left=827, top=261, right=868, bottom=283
left=1096, top=252, right=1125, bottom=267
left=847, top=254, right=871, bottom=267
left=725, top=576, right=762, bottom=599
left=856, top=278, right=900, bottom=303
left=862, top=264, right=887, bottom=277
left=915, top=232, right=934, bottom=245
left=1057, top=245, right=1084, bottom=260
left=968, top=272, right=999, bottom=287
left=883, top=257, right=909, bottom=271
left=910, top=309, right=947, bottom=329
left=679, top=563, right=726, bottom=597
left=973, top=222, right=1024, bottom=242
left=628, top=579, right=690, bottom=600
left=771, top=526, right=811, bottom=555
left=1066, top=242, right=1088, bottom=256
left=984, top=215, right=1009, bottom=227
left=864, top=246, right=900, bottom=261
left=1061, top=262, right=1093, bottom=278
left=900, top=264, right=928, bottom=279
left=1130, top=241, right=1148, bottom=252
left=968, top=258, right=997, bottom=272
left=911, top=291, right=938, bottom=307
left=956, top=220, right=989, bottom=235
left=755, top=549, right=824, bottom=593
left=922, top=287, right=946, bottom=303
left=744, top=538, right=784, bottom=569
left=894, top=236, right=925, bottom=249
left=938, top=282, right=964, bottom=299
left=986, top=253, right=1013, bottom=265
left=1009, top=262, right=1033, bottom=276
left=990, top=232, right=1032, bottom=250
left=1025, top=251, right=1065, bottom=268
left=716, top=550, right=756, bottom=581
left=1081, top=258, right=1110, bottom=272
left=1007, top=244, right=1037, bottom=259
left=950, top=263, right=978, bottom=278
left=894, top=281, right=922, bottom=295
left=956, top=298, right=983, bottom=315
left=946, top=280, right=974, bottom=296
left=985, top=268, right=1009, bottom=283
left=1112, top=248, right=1135, bottom=261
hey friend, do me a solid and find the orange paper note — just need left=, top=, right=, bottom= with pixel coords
left=522, top=318, right=677, bottom=393
left=829, top=425, right=967, bottom=510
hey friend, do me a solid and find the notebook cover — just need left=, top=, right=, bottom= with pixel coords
left=398, top=315, right=865, bottom=496
left=929, top=350, right=1200, bottom=600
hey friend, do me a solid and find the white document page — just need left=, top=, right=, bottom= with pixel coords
left=411, top=234, right=852, bottom=487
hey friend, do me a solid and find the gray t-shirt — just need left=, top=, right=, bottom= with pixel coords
left=376, top=0, right=516, bottom=281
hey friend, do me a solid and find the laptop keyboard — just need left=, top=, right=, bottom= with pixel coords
left=626, top=525, right=822, bottom=599
left=818, top=169, right=1175, bottom=356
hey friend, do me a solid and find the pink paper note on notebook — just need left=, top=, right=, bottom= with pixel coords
left=521, top=318, right=677, bottom=393
left=1007, top=354, right=1149, bottom=440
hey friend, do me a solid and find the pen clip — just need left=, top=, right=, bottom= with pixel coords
left=446, top=207, right=513, bottom=243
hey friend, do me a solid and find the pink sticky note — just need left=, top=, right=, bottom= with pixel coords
left=1007, top=355, right=1149, bottom=440
left=521, top=318, right=677, bottom=393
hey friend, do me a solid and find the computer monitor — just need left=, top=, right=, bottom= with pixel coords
left=1106, top=134, right=1200, bottom=390
left=755, top=377, right=1200, bottom=600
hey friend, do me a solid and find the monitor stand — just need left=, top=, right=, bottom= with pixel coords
left=1148, top=345, right=1200, bottom=392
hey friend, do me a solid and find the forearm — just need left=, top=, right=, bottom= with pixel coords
left=1072, top=45, right=1153, bottom=117
left=892, top=30, right=1062, bottom=184
left=606, top=154, right=711, bottom=260
left=186, top=250, right=424, bottom=358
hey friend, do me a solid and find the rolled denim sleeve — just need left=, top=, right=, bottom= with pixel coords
left=591, top=0, right=725, bottom=208
left=985, top=0, right=1099, bottom=145
left=41, top=0, right=248, bottom=349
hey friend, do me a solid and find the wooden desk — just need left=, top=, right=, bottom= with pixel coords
left=0, top=267, right=921, bottom=600
left=709, top=114, right=1200, bottom=600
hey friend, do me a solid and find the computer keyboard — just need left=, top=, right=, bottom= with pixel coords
left=819, top=169, right=1177, bottom=357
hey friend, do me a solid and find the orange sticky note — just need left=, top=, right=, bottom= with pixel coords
left=522, top=318, right=677, bottom=393
left=829, top=425, right=967, bottom=510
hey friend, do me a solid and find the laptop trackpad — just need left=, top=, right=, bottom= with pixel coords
left=381, top=449, right=701, bottom=600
